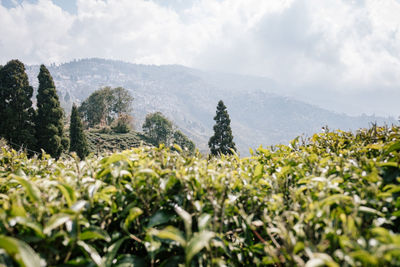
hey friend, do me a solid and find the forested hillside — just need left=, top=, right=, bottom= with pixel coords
left=25, top=58, right=396, bottom=154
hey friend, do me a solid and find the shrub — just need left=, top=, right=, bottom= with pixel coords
left=91, top=125, right=113, bottom=134
left=0, top=125, right=399, bottom=266
left=111, top=114, right=133, bottom=133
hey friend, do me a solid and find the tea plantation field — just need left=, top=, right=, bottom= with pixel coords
left=0, top=126, right=400, bottom=266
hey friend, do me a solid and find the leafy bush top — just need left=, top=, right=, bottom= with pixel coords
left=0, top=125, right=400, bottom=266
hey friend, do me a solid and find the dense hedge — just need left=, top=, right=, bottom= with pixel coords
left=85, top=131, right=147, bottom=153
left=0, top=126, right=400, bottom=266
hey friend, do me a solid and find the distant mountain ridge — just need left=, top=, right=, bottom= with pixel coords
left=25, top=58, right=396, bottom=154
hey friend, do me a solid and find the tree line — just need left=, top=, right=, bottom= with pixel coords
left=0, top=60, right=88, bottom=159
left=0, top=59, right=236, bottom=158
left=78, top=90, right=236, bottom=156
left=78, top=87, right=196, bottom=153
left=79, top=86, right=133, bottom=129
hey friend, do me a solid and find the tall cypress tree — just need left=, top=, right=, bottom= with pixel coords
left=0, top=59, right=36, bottom=152
left=208, top=100, right=236, bottom=155
left=70, top=104, right=89, bottom=159
left=35, top=65, right=66, bottom=158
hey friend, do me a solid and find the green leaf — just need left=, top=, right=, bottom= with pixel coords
left=43, top=213, right=71, bottom=235
left=173, top=144, right=183, bottom=153
left=103, top=153, right=126, bottom=165
left=253, top=164, right=263, bottom=179
left=393, top=210, right=400, bottom=217
left=385, top=141, right=400, bottom=154
left=383, top=184, right=400, bottom=194
left=371, top=227, right=391, bottom=240
left=71, top=200, right=87, bottom=213
left=57, top=183, right=76, bottom=207
left=152, top=226, right=186, bottom=247
left=358, top=206, right=384, bottom=217
left=249, top=147, right=254, bottom=155
left=114, top=254, right=146, bottom=267
left=185, top=231, right=214, bottom=265
left=320, top=194, right=352, bottom=207
left=13, top=176, right=41, bottom=203
left=147, top=210, right=174, bottom=228
left=175, top=206, right=192, bottom=237
left=77, top=240, right=104, bottom=267
left=10, top=196, right=27, bottom=218
left=10, top=217, right=44, bottom=238
left=80, top=227, right=111, bottom=242
left=198, top=214, right=211, bottom=232
left=123, top=207, right=143, bottom=230
left=379, top=162, right=399, bottom=168
left=305, top=258, right=325, bottom=267
left=0, top=235, right=42, bottom=267
left=350, top=250, right=379, bottom=265
left=366, top=144, right=383, bottom=150
left=104, top=237, right=129, bottom=267
left=305, top=253, right=339, bottom=267
left=293, top=241, right=304, bottom=254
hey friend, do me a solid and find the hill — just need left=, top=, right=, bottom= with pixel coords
left=25, top=58, right=396, bottom=154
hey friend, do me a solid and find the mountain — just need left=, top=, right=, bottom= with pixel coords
left=26, top=58, right=396, bottom=154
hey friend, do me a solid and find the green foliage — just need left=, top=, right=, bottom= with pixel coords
left=91, top=125, right=113, bottom=134
left=79, top=88, right=107, bottom=127
left=111, top=87, right=134, bottom=116
left=173, top=130, right=195, bottom=153
left=209, top=100, right=236, bottom=155
left=0, top=59, right=36, bottom=153
left=69, top=104, right=89, bottom=159
left=85, top=130, right=148, bottom=153
left=143, top=112, right=195, bottom=153
left=142, top=112, right=174, bottom=146
left=111, top=114, right=133, bottom=134
left=79, top=87, right=133, bottom=127
left=61, top=136, right=70, bottom=151
left=0, top=125, right=400, bottom=266
left=35, top=65, right=66, bottom=158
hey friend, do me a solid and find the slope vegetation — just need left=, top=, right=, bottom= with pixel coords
left=86, top=131, right=148, bottom=153
left=25, top=58, right=396, bottom=154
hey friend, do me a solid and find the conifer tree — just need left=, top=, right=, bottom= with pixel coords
left=69, top=104, right=89, bottom=159
left=0, top=59, right=36, bottom=152
left=35, top=65, right=67, bottom=158
left=208, top=100, right=236, bottom=155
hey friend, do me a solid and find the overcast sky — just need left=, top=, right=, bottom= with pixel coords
left=1, top=0, right=400, bottom=117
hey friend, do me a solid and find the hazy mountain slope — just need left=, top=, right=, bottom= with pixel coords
left=26, top=58, right=396, bottom=154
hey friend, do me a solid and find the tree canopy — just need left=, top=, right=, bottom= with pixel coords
left=0, top=59, right=36, bottom=153
left=143, top=112, right=174, bottom=146
left=70, top=104, right=89, bottom=159
left=35, top=65, right=68, bottom=158
left=143, top=112, right=195, bottom=153
left=173, top=130, right=195, bottom=153
left=208, top=100, right=236, bottom=155
left=79, top=86, right=133, bottom=127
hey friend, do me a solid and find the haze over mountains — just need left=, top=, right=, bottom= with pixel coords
left=26, top=58, right=396, bottom=154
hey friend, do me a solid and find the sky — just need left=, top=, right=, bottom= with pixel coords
left=1, top=0, right=400, bottom=117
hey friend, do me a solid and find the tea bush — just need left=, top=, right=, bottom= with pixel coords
left=0, top=126, right=399, bottom=266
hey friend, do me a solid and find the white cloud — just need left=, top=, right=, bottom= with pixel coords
left=0, top=0, right=74, bottom=63
left=1, top=0, right=400, bottom=115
